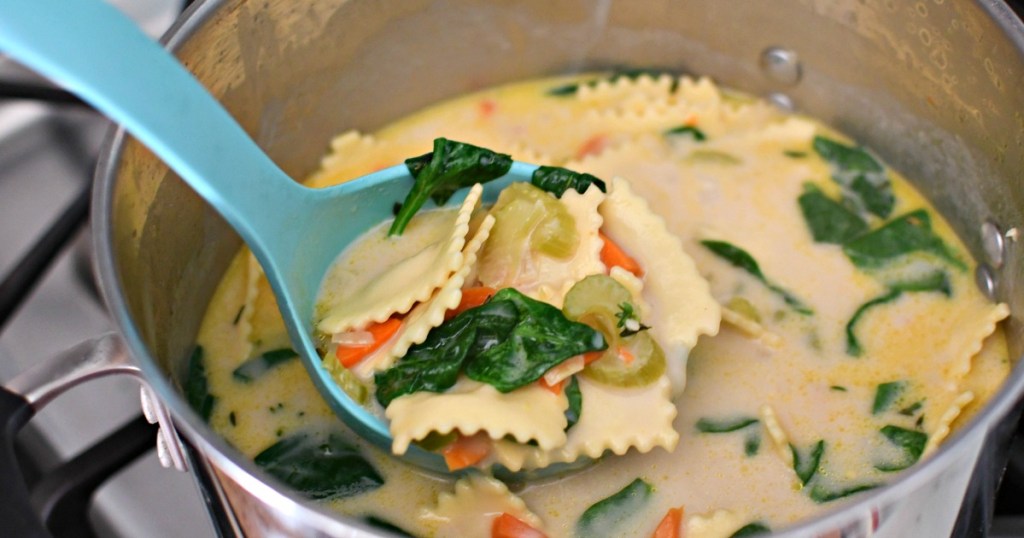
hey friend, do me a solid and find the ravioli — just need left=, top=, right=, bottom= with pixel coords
left=419, top=475, right=543, bottom=538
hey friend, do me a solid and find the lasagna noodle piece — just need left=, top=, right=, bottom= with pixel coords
left=477, top=184, right=606, bottom=309
left=305, top=130, right=430, bottom=189
left=490, top=375, right=678, bottom=471
left=922, top=391, right=975, bottom=458
left=598, top=176, right=722, bottom=393
left=241, top=251, right=292, bottom=354
left=385, top=379, right=569, bottom=456
left=418, top=475, right=543, bottom=538
left=349, top=214, right=495, bottom=379
left=317, top=184, right=483, bottom=335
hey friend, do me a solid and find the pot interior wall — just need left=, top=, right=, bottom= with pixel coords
left=109, top=0, right=1024, bottom=446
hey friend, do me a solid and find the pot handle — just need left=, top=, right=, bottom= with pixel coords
left=0, top=333, right=188, bottom=537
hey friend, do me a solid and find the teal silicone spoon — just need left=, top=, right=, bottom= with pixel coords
left=0, top=0, right=538, bottom=472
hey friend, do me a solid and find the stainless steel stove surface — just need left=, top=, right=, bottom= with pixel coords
left=0, top=2, right=213, bottom=536
left=2, top=1, right=1024, bottom=537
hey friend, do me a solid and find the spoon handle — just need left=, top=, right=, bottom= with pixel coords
left=0, top=0, right=302, bottom=245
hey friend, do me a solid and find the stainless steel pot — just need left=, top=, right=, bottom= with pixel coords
left=4, top=0, right=1024, bottom=536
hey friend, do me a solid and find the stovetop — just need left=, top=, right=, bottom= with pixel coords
left=1, top=2, right=1024, bottom=537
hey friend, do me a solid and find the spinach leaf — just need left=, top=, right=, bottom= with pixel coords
left=664, top=125, right=706, bottom=141
left=185, top=346, right=216, bottom=422
left=696, top=416, right=760, bottom=433
left=808, top=481, right=881, bottom=504
left=783, top=150, right=807, bottom=158
left=548, top=68, right=676, bottom=96
left=899, top=400, right=924, bottom=416
left=615, top=302, right=650, bottom=337
left=812, top=136, right=894, bottom=218
left=791, top=440, right=825, bottom=486
left=731, top=522, right=772, bottom=537
left=744, top=432, right=761, bottom=457
left=254, top=432, right=383, bottom=500
left=465, top=288, right=607, bottom=392
left=872, top=381, right=906, bottom=415
left=531, top=166, right=607, bottom=198
left=798, top=183, right=868, bottom=244
left=375, top=300, right=518, bottom=406
left=375, top=289, right=605, bottom=404
left=845, top=272, right=951, bottom=356
left=232, top=348, right=298, bottom=383
left=842, top=209, right=965, bottom=270
left=576, top=478, right=653, bottom=537
left=701, top=240, right=813, bottom=315
left=564, top=376, right=583, bottom=431
left=875, top=425, right=927, bottom=472
left=390, top=138, right=512, bottom=235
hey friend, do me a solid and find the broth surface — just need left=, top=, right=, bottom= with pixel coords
left=193, top=74, right=1009, bottom=537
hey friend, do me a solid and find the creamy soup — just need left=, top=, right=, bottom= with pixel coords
left=189, top=74, right=1010, bottom=538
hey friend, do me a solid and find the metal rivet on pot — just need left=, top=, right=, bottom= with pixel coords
left=139, top=385, right=159, bottom=424
left=975, top=263, right=997, bottom=300
left=980, top=219, right=1005, bottom=268
left=760, top=47, right=802, bottom=86
left=766, top=92, right=795, bottom=112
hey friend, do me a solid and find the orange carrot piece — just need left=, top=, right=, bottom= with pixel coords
left=335, top=317, right=402, bottom=368
left=492, top=513, right=548, bottom=538
left=539, top=377, right=567, bottom=395
left=618, top=346, right=636, bottom=365
left=651, top=507, right=684, bottom=538
left=582, top=350, right=605, bottom=365
left=575, top=134, right=607, bottom=159
left=446, top=286, right=497, bottom=320
left=599, top=231, right=644, bottom=277
left=442, top=432, right=491, bottom=471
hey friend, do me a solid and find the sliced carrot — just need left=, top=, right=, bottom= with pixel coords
left=335, top=317, right=402, bottom=368
left=492, top=513, right=548, bottom=538
left=539, top=377, right=567, bottom=395
left=618, top=346, right=636, bottom=365
left=445, top=286, right=497, bottom=320
left=582, top=350, right=605, bottom=365
left=442, top=432, right=491, bottom=471
left=599, top=231, right=644, bottom=277
left=651, top=506, right=684, bottom=538
left=575, top=134, right=607, bottom=159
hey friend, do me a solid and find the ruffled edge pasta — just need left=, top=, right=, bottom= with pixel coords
left=317, top=184, right=482, bottom=335
left=418, top=475, right=543, bottom=538
left=386, top=379, right=569, bottom=455
left=922, top=390, right=975, bottom=458
left=349, top=214, right=496, bottom=378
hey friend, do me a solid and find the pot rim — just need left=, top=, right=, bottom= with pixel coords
left=91, top=0, right=1024, bottom=535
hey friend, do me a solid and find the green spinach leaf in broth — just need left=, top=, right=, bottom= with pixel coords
left=812, top=135, right=894, bottom=219
left=700, top=240, right=814, bottom=315
left=374, top=300, right=518, bottom=406
left=791, top=439, right=826, bottom=486
left=390, top=138, right=512, bottom=236
left=875, top=425, right=928, bottom=472
left=531, top=166, right=607, bottom=198
left=254, top=432, right=383, bottom=500
left=664, top=125, right=707, bottom=141
left=798, top=183, right=868, bottom=244
left=185, top=346, right=216, bottom=422
left=464, top=288, right=607, bottom=393
left=842, top=209, right=966, bottom=271
left=564, top=376, right=583, bottom=431
left=808, top=481, right=881, bottom=504
left=872, top=381, right=907, bottom=415
left=731, top=522, right=772, bottom=537
left=232, top=348, right=298, bottom=383
left=845, top=271, right=952, bottom=356
left=575, top=478, right=653, bottom=537
left=695, top=416, right=760, bottom=433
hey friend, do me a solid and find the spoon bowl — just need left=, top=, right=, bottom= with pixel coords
left=0, top=0, right=540, bottom=474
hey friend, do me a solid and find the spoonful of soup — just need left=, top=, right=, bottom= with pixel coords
left=0, top=0, right=555, bottom=472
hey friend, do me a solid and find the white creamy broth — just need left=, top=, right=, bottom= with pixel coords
left=192, top=74, right=1010, bottom=538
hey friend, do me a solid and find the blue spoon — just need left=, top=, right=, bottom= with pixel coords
left=0, top=0, right=539, bottom=473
